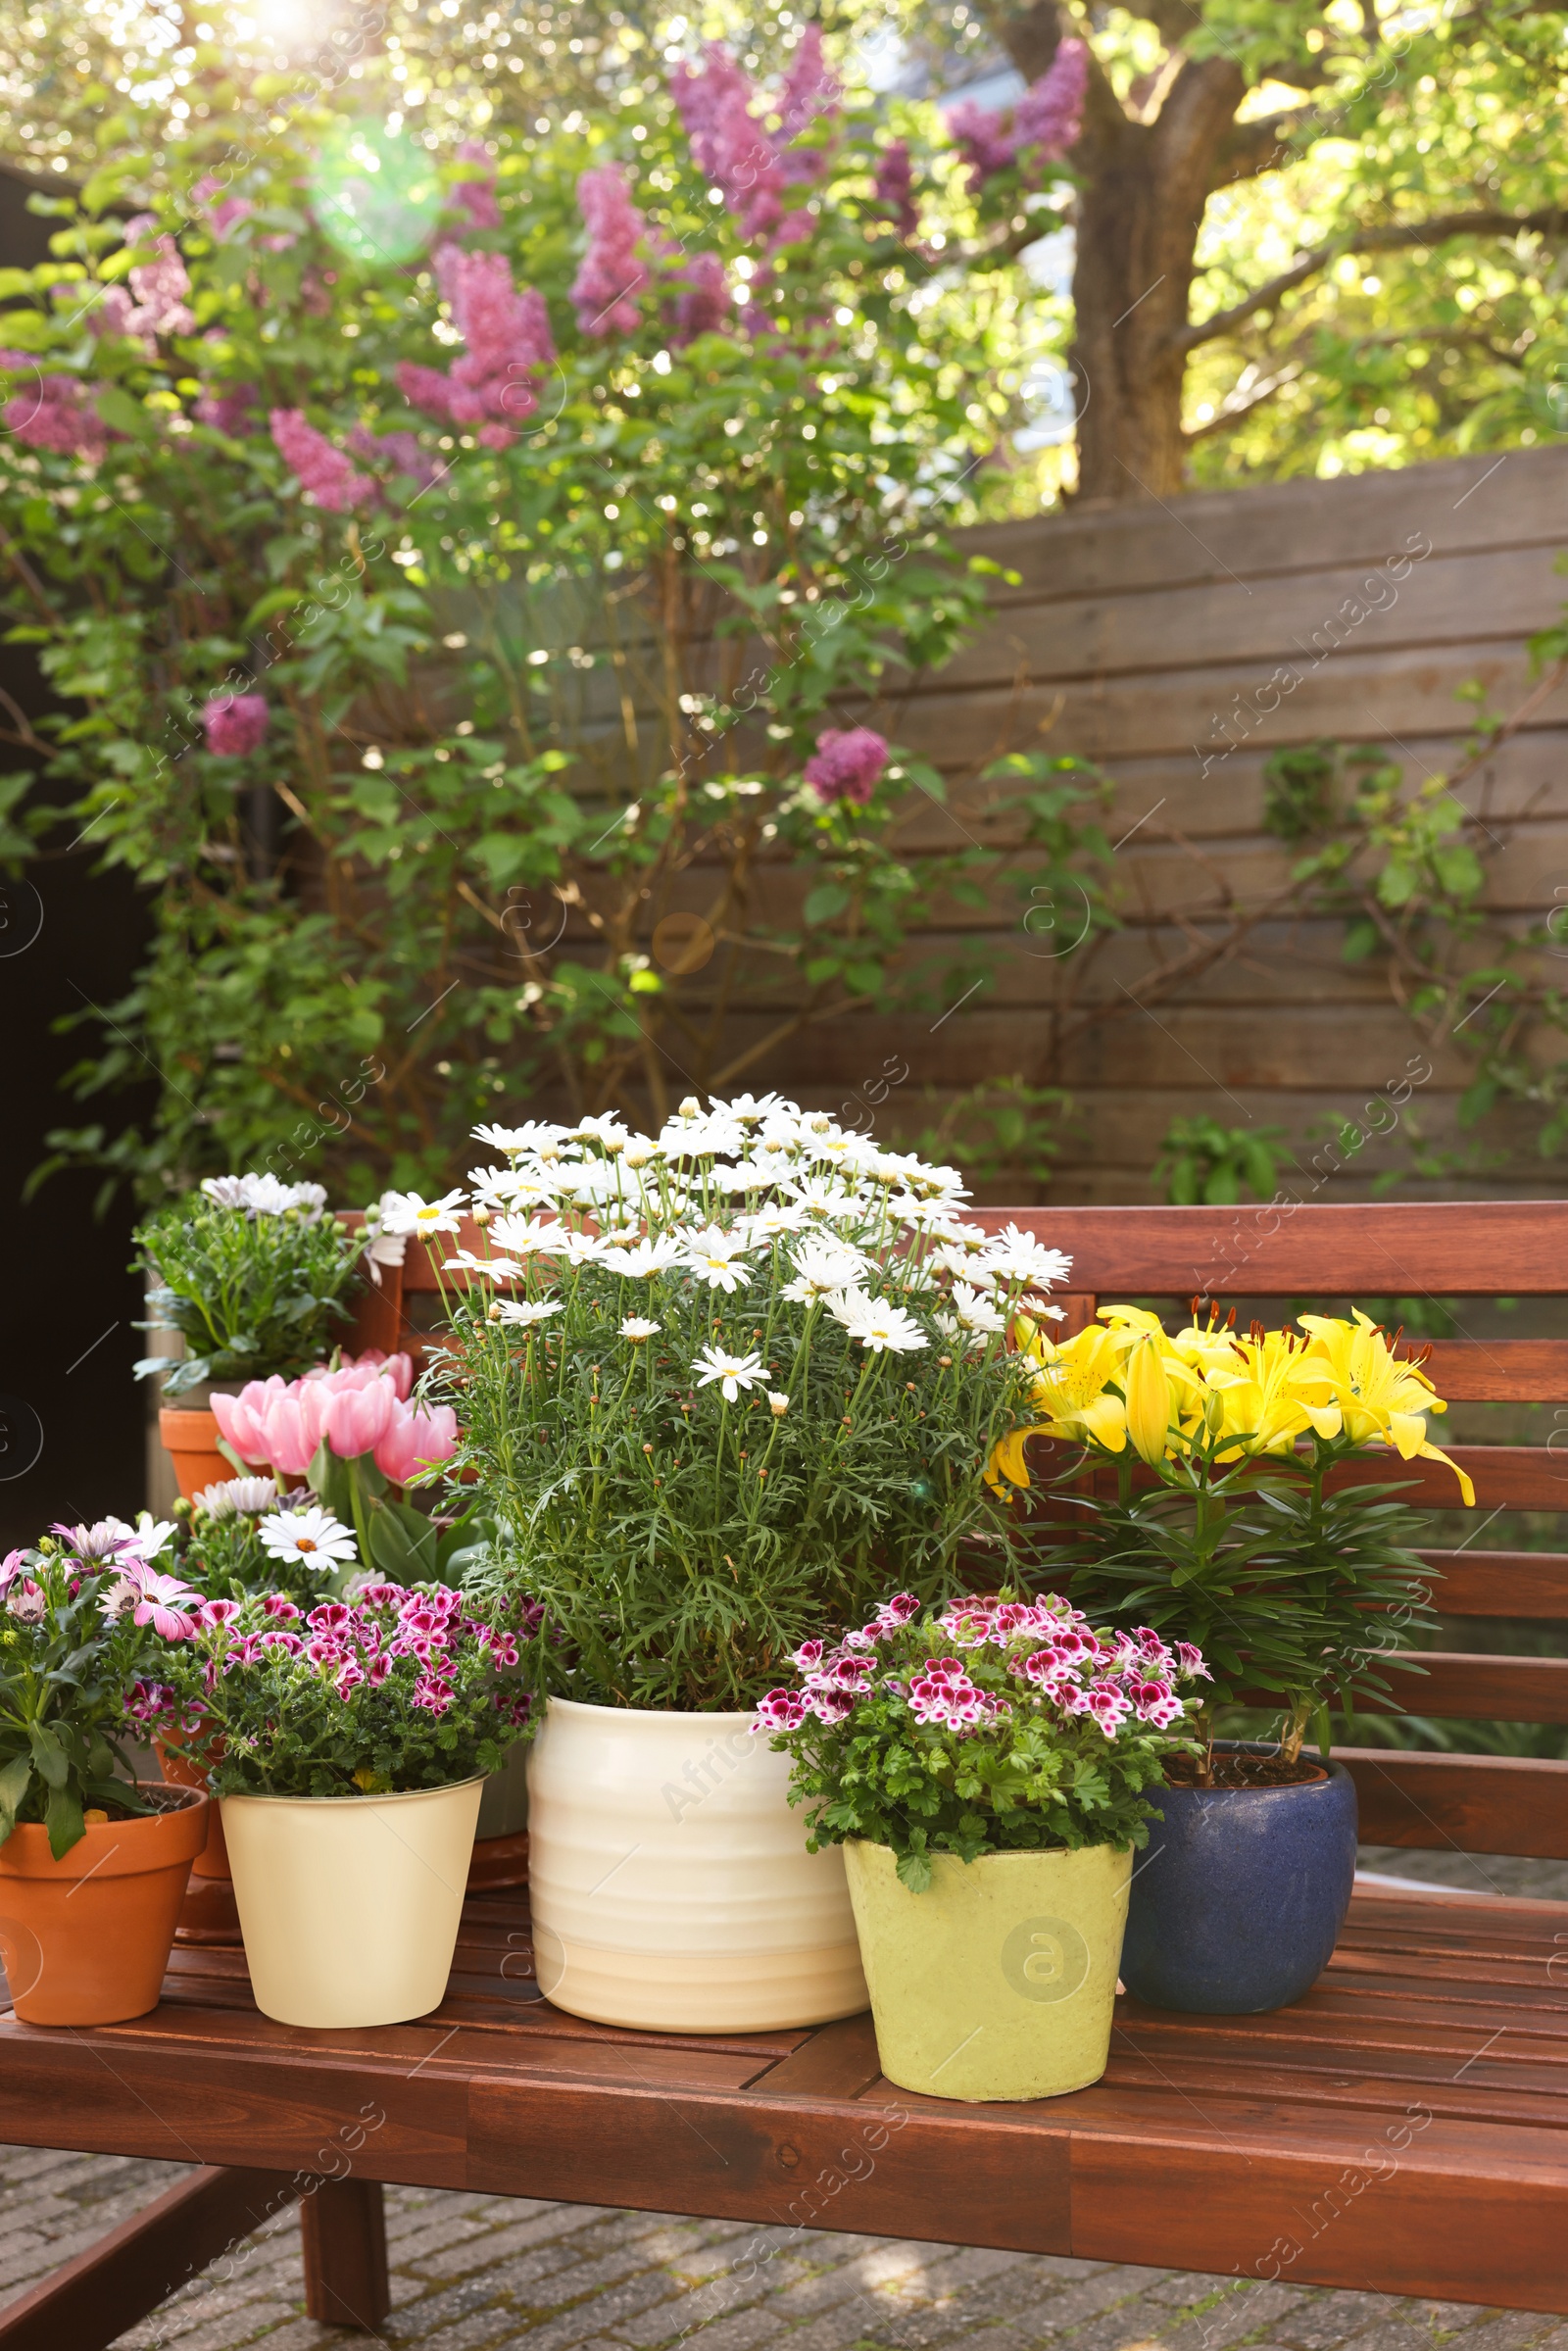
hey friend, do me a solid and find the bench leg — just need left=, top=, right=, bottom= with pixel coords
left=0, top=2165, right=299, bottom=2351
left=299, top=2176, right=390, bottom=2331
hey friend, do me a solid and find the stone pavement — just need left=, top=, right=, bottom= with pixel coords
left=5, top=2140, right=1567, bottom=2351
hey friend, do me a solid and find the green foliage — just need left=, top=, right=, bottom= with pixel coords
left=444, top=1105, right=1045, bottom=1712
left=765, top=1595, right=1205, bottom=1889
left=153, top=1585, right=526, bottom=1798
left=1153, top=1116, right=1286, bottom=1206
left=131, top=1191, right=365, bottom=1396
left=906, top=1077, right=1075, bottom=1194
left=0, top=68, right=1109, bottom=1200
left=0, top=1538, right=168, bottom=1857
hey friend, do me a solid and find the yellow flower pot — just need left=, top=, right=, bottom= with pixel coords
left=220, top=1778, right=483, bottom=2028
left=843, top=1838, right=1132, bottom=2102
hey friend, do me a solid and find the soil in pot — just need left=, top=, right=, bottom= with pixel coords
left=844, top=1839, right=1132, bottom=2102
left=1120, top=1739, right=1357, bottom=2016
left=0, top=1783, right=209, bottom=2026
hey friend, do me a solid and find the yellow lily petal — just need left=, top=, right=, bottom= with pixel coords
left=1415, top=1439, right=1475, bottom=1507
left=1123, top=1338, right=1172, bottom=1468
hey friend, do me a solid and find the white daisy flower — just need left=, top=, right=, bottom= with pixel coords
left=495, top=1299, right=564, bottom=1328
left=620, top=1316, right=662, bottom=1342
left=710, top=1092, right=786, bottom=1124
left=556, top=1228, right=612, bottom=1268
left=933, top=1245, right=994, bottom=1287
left=471, top=1120, right=572, bottom=1157
left=685, top=1226, right=755, bottom=1292
left=378, top=1188, right=468, bottom=1239
left=442, top=1251, right=523, bottom=1282
left=569, top=1113, right=632, bottom=1147
left=622, top=1140, right=661, bottom=1170
left=258, top=1505, right=358, bottom=1572
left=489, top=1213, right=566, bottom=1257
left=603, top=1235, right=686, bottom=1278
left=981, top=1225, right=1073, bottom=1290
left=660, top=1114, right=746, bottom=1161
left=831, top=1293, right=929, bottom=1354
left=740, top=1201, right=809, bottom=1243
left=694, top=1347, right=765, bottom=1401
left=782, top=1238, right=867, bottom=1302
left=952, top=1283, right=1006, bottom=1336
left=767, top=1390, right=791, bottom=1416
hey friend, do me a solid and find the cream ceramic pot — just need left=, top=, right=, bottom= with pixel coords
left=525, top=1695, right=867, bottom=2033
left=844, top=1838, right=1132, bottom=2102
left=220, top=1777, right=483, bottom=2028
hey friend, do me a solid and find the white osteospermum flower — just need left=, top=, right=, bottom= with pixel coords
left=685, top=1226, right=754, bottom=1292
left=603, top=1235, right=686, bottom=1278
left=122, top=1513, right=179, bottom=1562
left=982, top=1224, right=1073, bottom=1290
left=495, top=1299, right=564, bottom=1328
left=694, top=1347, right=765, bottom=1401
left=782, top=1238, right=867, bottom=1301
left=201, top=1172, right=326, bottom=1220
left=259, top=1505, right=358, bottom=1571
left=952, top=1283, right=1006, bottom=1336
left=620, top=1316, right=661, bottom=1342
left=832, top=1293, right=929, bottom=1354
left=379, top=1188, right=468, bottom=1239
left=195, top=1477, right=278, bottom=1519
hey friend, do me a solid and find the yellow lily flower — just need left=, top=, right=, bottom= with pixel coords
left=1200, top=1324, right=1335, bottom=1460
left=1297, top=1308, right=1474, bottom=1505
left=987, top=1322, right=1131, bottom=1492
left=1122, top=1336, right=1174, bottom=1467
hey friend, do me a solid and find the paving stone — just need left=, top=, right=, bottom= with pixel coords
left=1327, top=2326, right=1442, bottom=2351
left=1145, top=2284, right=1260, bottom=2315
left=1275, top=2299, right=1396, bottom=2351
left=1450, top=2321, right=1562, bottom=2351
left=418, top=2221, right=622, bottom=2284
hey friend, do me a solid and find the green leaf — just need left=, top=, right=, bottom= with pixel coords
left=0, top=1752, right=32, bottom=1840
left=93, top=387, right=156, bottom=440
left=45, top=1785, right=86, bottom=1862
left=28, top=1725, right=67, bottom=1789
left=894, top=1849, right=933, bottom=1892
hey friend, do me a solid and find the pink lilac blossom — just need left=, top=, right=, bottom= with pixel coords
left=270, top=410, right=375, bottom=513
left=671, top=43, right=786, bottom=242
left=777, top=24, right=839, bottom=143
left=949, top=38, right=1087, bottom=193
left=666, top=249, right=730, bottom=344
left=346, top=424, right=438, bottom=493
left=193, top=173, right=255, bottom=241
left=90, top=286, right=136, bottom=338
left=125, top=236, right=196, bottom=340
left=450, top=139, right=501, bottom=232
left=570, top=166, right=648, bottom=337
left=4, top=375, right=108, bottom=465
left=401, top=247, right=556, bottom=439
left=804, top=726, right=889, bottom=808
left=873, top=142, right=919, bottom=240
left=202, top=692, right=270, bottom=758
left=195, top=382, right=257, bottom=435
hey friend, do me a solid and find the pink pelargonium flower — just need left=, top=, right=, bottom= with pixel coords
left=1129, top=1677, right=1185, bottom=1729
left=413, top=1674, right=455, bottom=1716
left=790, top=1638, right=825, bottom=1672
left=804, top=726, right=889, bottom=808
left=570, top=166, right=647, bottom=336
left=196, top=1598, right=242, bottom=1629
left=873, top=1592, right=921, bottom=1630
left=374, top=1400, right=460, bottom=1485
left=262, top=1592, right=301, bottom=1622
left=753, top=1688, right=808, bottom=1733
left=487, top=1630, right=519, bottom=1668
left=270, top=409, right=375, bottom=513
left=202, top=692, right=270, bottom=758
left=1175, top=1641, right=1210, bottom=1681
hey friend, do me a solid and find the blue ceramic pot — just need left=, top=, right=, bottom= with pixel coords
left=1120, top=1742, right=1358, bottom=2014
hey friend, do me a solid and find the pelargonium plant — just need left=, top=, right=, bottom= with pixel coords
left=760, top=1590, right=1207, bottom=1890
left=429, top=1095, right=1070, bottom=1711
left=212, top=1350, right=469, bottom=1582
left=1000, top=1304, right=1462, bottom=1771
left=0, top=1520, right=206, bottom=1855
left=138, top=1582, right=530, bottom=1800
left=133, top=1176, right=370, bottom=1396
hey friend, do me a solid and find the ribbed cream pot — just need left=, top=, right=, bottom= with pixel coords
left=220, top=1777, right=484, bottom=2028
left=843, top=1838, right=1132, bottom=2102
left=525, top=1696, right=868, bottom=2032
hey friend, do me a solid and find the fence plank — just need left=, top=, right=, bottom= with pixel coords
left=1336, top=1748, right=1568, bottom=1857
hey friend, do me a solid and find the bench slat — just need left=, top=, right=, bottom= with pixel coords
left=975, top=1200, right=1568, bottom=1295
left=1416, top=1552, right=1568, bottom=1619
left=1357, top=1652, right=1568, bottom=1724
left=1337, top=1748, right=1568, bottom=1857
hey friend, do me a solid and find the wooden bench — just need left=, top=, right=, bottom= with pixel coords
left=4, top=1198, right=1565, bottom=2345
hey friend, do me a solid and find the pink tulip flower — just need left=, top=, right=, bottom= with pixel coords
left=255, top=1390, right=319, bottom=1479
left=211, top=1376, right=289, bottom=1464
left=345, top=1348, right=415, bottom=1400
left=321, top=1374, right=397, bottom=1460
left=374, top=1401, right=459, bottom=1485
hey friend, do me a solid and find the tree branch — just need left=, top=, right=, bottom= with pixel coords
left=1173, top=207, right=1568, bottom=354
left=1182, top=366, right=1303, bottom=441
left=1210, top=108, right=1323, bottom=188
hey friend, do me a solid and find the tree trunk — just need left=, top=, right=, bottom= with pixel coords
left=985, top=4, right=1245, bottom=505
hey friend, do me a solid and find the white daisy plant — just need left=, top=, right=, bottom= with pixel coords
left=428, top=1097, right=1071, bottom=1714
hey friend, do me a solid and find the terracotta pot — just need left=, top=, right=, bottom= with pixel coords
left=156, top=1737, right=229, bottom=1880
left=158, top=1406, right=231, bottom=1503
left=0, top=1783, right=209, bottom=2025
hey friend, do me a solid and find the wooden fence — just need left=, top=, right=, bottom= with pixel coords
left=780, top=445, right=1568, bottom=1203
